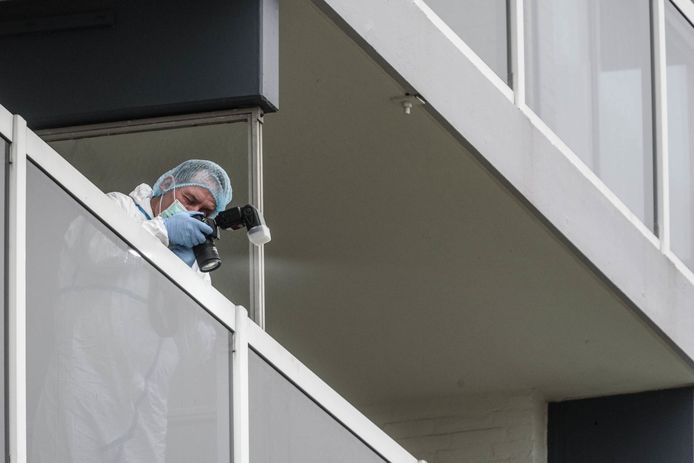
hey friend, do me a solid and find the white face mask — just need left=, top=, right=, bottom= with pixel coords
left=158, top=182, right=188, bottom=218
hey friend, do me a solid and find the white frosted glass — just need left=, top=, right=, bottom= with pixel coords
left=249, top=349, right=387, bottom=463
left=667, top=2, right=694, bottom=269
left=26, top=162, right=232, bottom=463
left=425, top=0, right=509, bottom=83
left=525, top=0, right=655, bottom=230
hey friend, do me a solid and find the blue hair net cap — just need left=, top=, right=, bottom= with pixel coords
left=152, top=159, right=232, bottom=218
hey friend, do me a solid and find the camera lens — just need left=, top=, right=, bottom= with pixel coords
left=200, top=259, right=221, bottom=272
left=194, top=241, right=222, bottom=273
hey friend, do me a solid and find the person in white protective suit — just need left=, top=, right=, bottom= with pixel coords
left=109, top=158, right=232, bottom=276
left=30, top=160, right=233, bottom=463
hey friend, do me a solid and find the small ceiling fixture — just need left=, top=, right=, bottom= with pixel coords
left=391, top=93, right=426, bottom=115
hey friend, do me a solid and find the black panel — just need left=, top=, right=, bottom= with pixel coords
left=549, top=387, right=694, bottom=463
left=0, top=0, right=278, bottom=129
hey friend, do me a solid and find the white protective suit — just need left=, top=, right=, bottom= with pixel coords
left=30, top=184, right=217, bottom=463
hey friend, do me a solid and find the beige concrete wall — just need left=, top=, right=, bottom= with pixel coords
left=366, top=391, right=547, bottom=463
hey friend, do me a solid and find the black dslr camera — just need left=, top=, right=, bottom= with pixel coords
left=193, top=204, right=271, bottom=272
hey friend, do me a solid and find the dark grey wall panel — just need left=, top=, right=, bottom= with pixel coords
left=0, top=0, right=278, bottom=129
left=549, top=387, right=694, bottom=463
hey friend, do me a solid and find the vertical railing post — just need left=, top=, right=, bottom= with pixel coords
left=216, top=338, right=232, bottom=463
left=248, top=109, right=266, bottom=329
left=232, top=306, right=250, bottom=463
left=510, top=0, right=526, bottom=107
left=652, top=0, right=670, bottom=250
left=8, top=115, right=27, bottom=463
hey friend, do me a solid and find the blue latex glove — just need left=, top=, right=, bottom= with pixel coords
left=170, top=245, right=196, bottom=267
left=163, top=211, right=213, bottom=248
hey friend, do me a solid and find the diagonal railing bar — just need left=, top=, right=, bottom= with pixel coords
left=670, top=0, right=694, bottom=25
left=0, top=105, right=12, bottom=142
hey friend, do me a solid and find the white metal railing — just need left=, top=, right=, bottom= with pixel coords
left=671, top=0, right=694, bottom=22
left=0, top=107, right=419, bottom=463
left=7, top=114, right=27, bottom=463
left=415, top=0, right=694, bottom=288
left=0, top=105, right=12, bottom=141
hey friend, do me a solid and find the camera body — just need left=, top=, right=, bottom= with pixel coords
left=193, top=204, right=271, bottom=272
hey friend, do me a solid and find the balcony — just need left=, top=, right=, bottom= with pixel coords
left=0, top=108, right=418, bottom=462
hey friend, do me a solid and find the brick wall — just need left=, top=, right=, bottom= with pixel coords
left=366, top=391, right=547, bottom=463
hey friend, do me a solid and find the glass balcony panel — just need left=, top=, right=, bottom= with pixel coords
left=49, top=121, right=251, bottom=308
left=667, top=2, right=694, bottom=269
left=424, top=0, right=509, bottom=84
left=26, top=161, right=233, bottom=463
left=249, top=349, right=387, bottom=463
left=525, top=0, right=655, bottom=231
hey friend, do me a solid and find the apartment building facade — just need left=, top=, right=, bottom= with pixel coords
left=1, top=0, right=694, bottom=462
